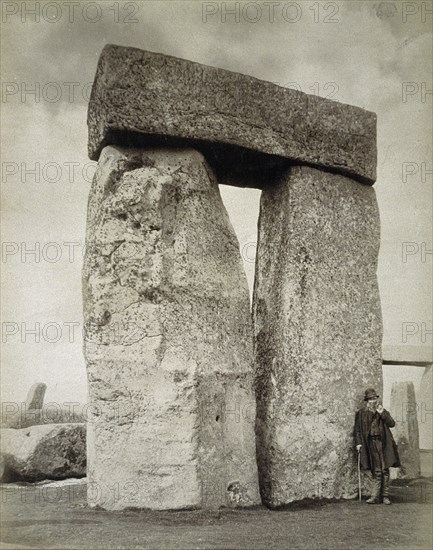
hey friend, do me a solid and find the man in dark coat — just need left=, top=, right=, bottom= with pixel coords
left=354, top=388, right=400, bottom=504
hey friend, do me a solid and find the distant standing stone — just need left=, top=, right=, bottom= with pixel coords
left=25, top=383, right=47, bottom=410
left=0, top=384, right=85, bottom=429
left=390, top=381, right=421, bottom=479
left=418, top=366, right=432, bottom=450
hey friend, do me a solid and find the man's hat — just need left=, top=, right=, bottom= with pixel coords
left=364, top=388, right=379, bottom=401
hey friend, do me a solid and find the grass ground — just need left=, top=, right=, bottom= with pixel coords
left=1, top=479, right=432, bottom=549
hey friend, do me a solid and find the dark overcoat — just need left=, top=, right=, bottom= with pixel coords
left=354, top=407, right=400, bottom=471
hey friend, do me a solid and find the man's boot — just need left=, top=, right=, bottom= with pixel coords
left=366, top=472, right=381, bottom=504
left=381, top=469, right=391, bottom=505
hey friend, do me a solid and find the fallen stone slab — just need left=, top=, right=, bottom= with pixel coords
left=82, top=145, right=260, bottom=510
left=253, top=165, right=382, bottom=507
left=0, top=424, right=86, bottom=482
left=390, top=381, right=421, bottom=479
left=88, top=44, right=376, bottom=185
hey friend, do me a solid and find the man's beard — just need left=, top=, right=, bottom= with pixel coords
left=367, top=402, right=377, bottom=412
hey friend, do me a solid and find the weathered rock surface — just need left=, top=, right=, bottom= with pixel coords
left=390, top=381, right=421, bottom=479
left=88, top=44, right=376, bottom=185
left=0, top=424, right=86, bottom=482
left=253, top=165, right=383, bottom=507
left=82, top=145, right=260, bottom=510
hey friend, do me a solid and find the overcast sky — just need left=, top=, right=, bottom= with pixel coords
left=1, top=0, right=432, bottom=405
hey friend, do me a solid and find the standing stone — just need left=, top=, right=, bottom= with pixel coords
left=25, top=383, right=47, bottom=410
left=390, top=381, right=421, bottom=479
left=253, top=165, right=383, bottom=507
left=1, top=384, right=85, bottom=429
left=1, top=383, right=47, bottom=428
left=418, top=366, right=433, bottom=451
left=82, top=145, right=260, bottom=510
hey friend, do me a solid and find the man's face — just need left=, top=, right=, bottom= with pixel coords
left=367, top=397, right=378, bottom=410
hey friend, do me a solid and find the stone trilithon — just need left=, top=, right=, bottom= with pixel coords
left=84, top=44, right=381, bottom=510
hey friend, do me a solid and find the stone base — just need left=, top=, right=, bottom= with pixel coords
left=253, top=165, right=383, bottom=507
left=82, top=146, right=260, bottom=510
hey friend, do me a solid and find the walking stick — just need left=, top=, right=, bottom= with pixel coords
left=357, top=448, right=362, bottom=502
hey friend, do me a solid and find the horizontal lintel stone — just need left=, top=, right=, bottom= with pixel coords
left=88, top=44, right=377, bottom=186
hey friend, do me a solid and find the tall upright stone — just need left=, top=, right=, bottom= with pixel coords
left=1, top=383, right=48, bottom=429
left=390, top=381, right=421, bottom=479
left=418, top=366, right=433, bottom=451
left=82, top=145, right=260, bottom=510
left=253, top=165, right=382, bottom=507
left=25, top=383, right=47, bottom=410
